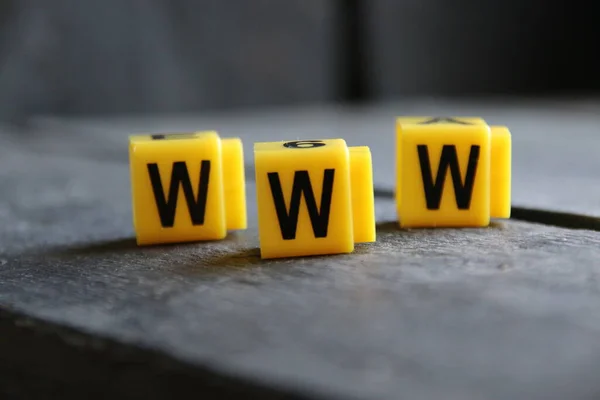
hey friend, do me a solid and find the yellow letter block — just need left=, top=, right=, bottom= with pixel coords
left=396, top=117, right=511, bottom=228
left=129, top=131, right=246, bottom=245
left=255, top=139, right=375, bottom=259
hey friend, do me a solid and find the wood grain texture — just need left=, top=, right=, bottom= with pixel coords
left=1, top=100, right=600, bottom=399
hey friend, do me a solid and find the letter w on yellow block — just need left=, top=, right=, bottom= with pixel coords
left=129, top=131, right=246, bottom=245
left=255, top=139, right=375, bottom=259
left=396, top=117, right=511, bottom=228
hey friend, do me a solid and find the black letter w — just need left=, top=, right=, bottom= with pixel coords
left=268, top=170, right=335, bottom=240
left=417, top=145, right=479, bottom=210
left=147, top=161, right=211, bottom=227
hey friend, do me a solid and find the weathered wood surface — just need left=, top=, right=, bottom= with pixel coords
left=1, top=99, right=600, bottom=399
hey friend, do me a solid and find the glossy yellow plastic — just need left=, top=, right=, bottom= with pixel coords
left=349, top=146, right=376, bottom=243
left=396, top=117, right=510, bottom=228
left=254, top=139, right=375, bottom=259
left=490, top=126, right=512, bottom=218
left=221, top=137, right=248, bottom=230
left=129, top=131, right=246, bottom=245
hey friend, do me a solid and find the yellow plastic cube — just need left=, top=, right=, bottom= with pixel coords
left=490, top=126, right=512, bottom=219
left=254, top=139, right=375, bottom=259
left=395, top=117, right=511, bottom=228
left=129, top=131, right=246, bottom=245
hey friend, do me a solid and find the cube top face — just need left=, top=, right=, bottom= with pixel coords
left=397, top=117, right=487, bottom=127
left=254, top=139, right=354, bottom=259
left=397, top=120, right=491, bottom=228
left=130, top=131, right=218, bottom=145
left=129, top=131, right=226, bottom=245
left=254, top=139, right=348, bottom=154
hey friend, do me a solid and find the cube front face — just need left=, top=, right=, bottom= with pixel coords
left=396, top=118, right=491, bottom=228
left=255, top=139, right=354, bottom=259
left=129, top=132, right=227, bottom=245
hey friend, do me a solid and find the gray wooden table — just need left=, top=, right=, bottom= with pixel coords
left=1, top=99, right=600, bottom=399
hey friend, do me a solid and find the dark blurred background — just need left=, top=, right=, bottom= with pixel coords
left=0, top=0, right=598, bottom=121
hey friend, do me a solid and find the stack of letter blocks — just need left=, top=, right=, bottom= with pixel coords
left=129, top=117, right=511, bottom=259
